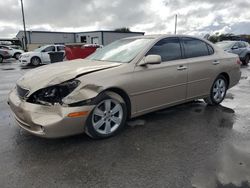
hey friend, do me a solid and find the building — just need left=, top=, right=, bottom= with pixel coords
left=16, top=30, right=145, bottom=50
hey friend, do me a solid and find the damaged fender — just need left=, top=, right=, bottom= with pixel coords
left=62, top=84, right=104, bottom=105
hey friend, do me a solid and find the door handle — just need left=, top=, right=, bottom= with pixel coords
left=177, top=65, right=187, bottom=71
left=213, top=60, right=220, bottom=65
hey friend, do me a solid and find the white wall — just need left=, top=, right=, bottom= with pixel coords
left=76, top=32, right=102, bottom=44
left=17, top=31, right=75, bottom=44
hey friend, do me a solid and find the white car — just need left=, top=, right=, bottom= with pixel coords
left=0, top=45, right=24, bottom=59
left=19, top=45, right=65, bottom=66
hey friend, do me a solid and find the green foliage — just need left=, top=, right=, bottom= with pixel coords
left=114, top=27, right=131, bottom=33
left=207, top=33, right=235, bottom=43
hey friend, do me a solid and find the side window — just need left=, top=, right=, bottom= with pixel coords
left=232, top=42, right=239, bottom=49
left=207, top=44, right=214, bottom=55
left=182, top=37, right=210, bottom=58
left=238, top=42, right=243, bottom=48
left=146, top=37, right=182, bottom=61
left=43, top=46, right=55, bottom=52
left=57, top=46, right=65, bottom=51
left=0, top=46, right=9, bottom=50
left=239, top=42, right=246, bottom=48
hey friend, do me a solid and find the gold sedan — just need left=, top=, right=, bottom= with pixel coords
left=8, top=35, right=241, bottom=138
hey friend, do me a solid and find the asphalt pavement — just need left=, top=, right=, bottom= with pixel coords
left=0, top=60, right=250, bottom=188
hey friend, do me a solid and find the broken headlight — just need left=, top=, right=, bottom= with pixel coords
left=27, top=80, right=80, bottom=105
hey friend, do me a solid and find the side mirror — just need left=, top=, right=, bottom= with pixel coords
left=232, top=46, right=239, bottom=50
left=139, top=55, right=162, bottom=66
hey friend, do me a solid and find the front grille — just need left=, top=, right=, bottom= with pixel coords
left=16, top=85, right=29, bottom=99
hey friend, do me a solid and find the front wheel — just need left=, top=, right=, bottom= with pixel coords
left=30, top=57, right=41, bottom=66
left=85, top=92, right=127, bottom=139
left=204, top=75, right=228, bottom=105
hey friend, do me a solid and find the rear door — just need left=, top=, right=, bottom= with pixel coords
left=181, top=37, right=220, bottom=100
left=56, top=45, right=65, bottom=56
left=41, top=45, right=56, bottom=63
left=133, top=37, right=188, bottom=114
left=231, top=42, right=241, bottom=56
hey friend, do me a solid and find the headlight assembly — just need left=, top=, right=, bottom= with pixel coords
left=27, top=80, right=80, bottom=105
left=21, top=54, right=30, bottom=58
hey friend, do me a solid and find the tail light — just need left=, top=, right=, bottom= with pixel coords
left=236, top=58, right=242, bottom=65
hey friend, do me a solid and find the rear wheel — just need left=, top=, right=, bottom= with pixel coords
left=30, top=57, right=41, bottom=66
left=243, top=55, right=249, bottom=65
left=0, top=55, right=3, bottom=63
left=85, top=91, right=127, bottom=139
left=204, top=75, right=228, bottom=105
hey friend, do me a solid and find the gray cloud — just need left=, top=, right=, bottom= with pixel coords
left=0, top=0, right=249, bottom=38
left=24, top=0, right=151, bottom=29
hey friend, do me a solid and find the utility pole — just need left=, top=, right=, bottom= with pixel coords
left=20, top=0, right=28, bottom=51
left=174, top=14, right=177, bottom=35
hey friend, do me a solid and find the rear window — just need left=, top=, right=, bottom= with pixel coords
left=239, top=42, right=247, bottom=48
left=57, top=46, right=65, bottom=51
left=182, top=37, right=212, bottom=58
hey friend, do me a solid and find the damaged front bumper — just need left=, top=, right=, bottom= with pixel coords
left=8, top=90, right=95, bottom=138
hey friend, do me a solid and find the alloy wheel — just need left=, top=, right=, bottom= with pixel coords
left=212, top=78, right=226, bottom=103
left=92, top=99, right=123, bottom=135
left=31, top=57, right=40, bottom=66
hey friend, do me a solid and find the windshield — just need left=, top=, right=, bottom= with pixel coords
left=216, top=41, right=235, bottom=49
left=87, top=38, right=153, bottom=63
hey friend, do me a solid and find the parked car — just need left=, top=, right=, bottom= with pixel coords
left=0, top=45, right=24, bottom=59
left=216, top=41, right=250, bottom=65
left=0, top=49, right=12, bottom=63
left=8, top=35, right=241, bottom=139
left=19, top=45, right=65, bottom=66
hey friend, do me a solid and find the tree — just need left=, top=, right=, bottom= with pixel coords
left=114, top=27, right=131, bottom=32
left=207, top=33, right=235, bottom=43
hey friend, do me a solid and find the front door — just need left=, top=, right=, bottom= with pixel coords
left=132, top=37, right=188, bottom=115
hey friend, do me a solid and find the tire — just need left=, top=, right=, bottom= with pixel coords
left=0, top=55, right=3, bottom=63
left=14, top=53, right=21, bottom=60
left=243, top=55, right=249, bottom=65
left=204, top=75, right=228, bottom=105
left=30, top=57, right=41, bottom=66
left=85, top=91, right=127, bottom=139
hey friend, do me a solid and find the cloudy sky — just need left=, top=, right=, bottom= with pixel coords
left=0, top=0, right=250, bottom=38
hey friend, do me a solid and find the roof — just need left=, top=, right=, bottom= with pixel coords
left=76, top=30, right=145, bottom=34
left=123, top=34, right=207, bottom=39
left=16, top=30, right=145, bottom=36
left=17, top=30, right=76, bottom=36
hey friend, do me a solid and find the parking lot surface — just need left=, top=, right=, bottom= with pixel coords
left=0, top=60, right=250, bottom=188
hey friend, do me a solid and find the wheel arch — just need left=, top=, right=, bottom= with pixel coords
left=219, top=72, right=230, bottom=87
left=14, top=52, right=21, bottom=56
left=102, top=87, right=132, bottom=119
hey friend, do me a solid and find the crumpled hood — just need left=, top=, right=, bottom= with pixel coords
left=17, top=59, right=122, bottom=94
